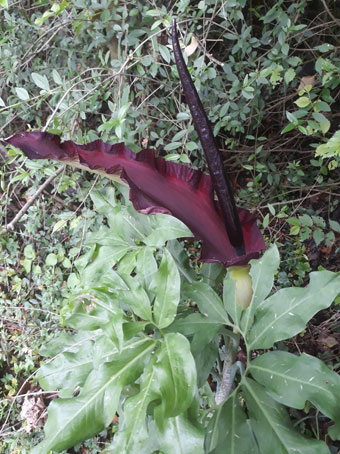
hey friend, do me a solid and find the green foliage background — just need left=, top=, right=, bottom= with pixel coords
left=1, top=0, right=340, bottom=452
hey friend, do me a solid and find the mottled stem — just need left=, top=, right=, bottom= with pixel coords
left=215, top=335, right=241, bottom=405
left=172, top=19, right=245, bottom=256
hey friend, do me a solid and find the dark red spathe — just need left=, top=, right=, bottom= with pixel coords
left=5, top=131, right=265, bottom=267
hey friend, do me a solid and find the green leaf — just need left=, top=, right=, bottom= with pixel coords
left=90, top=187, right=117, bottom=215
left=170, top=313, right=220, bottom=352
left=315, top=43, right=334, bottom=52
left=152, top=248, right=180, bottom=329
left=199, top=262, right=224, bottom=290
left=164, top=141, right=183, bottom=151
left=52, top=219, right=68, bottom=233
left=183, top=281, right=230, bottom=325
left=242, top=378, right=329, bottom=454
left=135, top=246, right=157, bottom=288
left=145, top=214, right=193, bottom=247
left=0, top=0, right=8, bottom=8
left=294, top=96, right=310, bottom=108
left=249, top=351, right=340, bottom=424
left=52, top=69, right=63, bottom=85
left=222, top=272, right=242, bottom=328
left=153, top=333, right=197, bottom=419
left=79, top=244, right=131, bottom=284
left=120, top=277, right=152, bottom=322
left=31, top=72, right=50, bottom=91
left=207, top=393, right=259, bottom=454
left=32, top=338, right=155, bottom=454
left=298, top=213, right=313, bottom=227
left=157, top=412, right=204, bottom=454
left=284, top=68, right=295, bottom=85
left=46, top=253, right=58, bottom=266
left=169, top=313, right=220, bottom=386
left=177, top=112, right=191, bottom=121
left=159, top=44, right=171, bottom=63
left=112, top=338, right=200, bottom=454
left=65, top=289, right=124, bottom=350
left=109, top=359, right=159, bottom=454
left=167, top=240, right=196, bottom=284
left=38, top=335, right=118, bottom=398
left=312, top=112, right=330, bottom=135
left=241, top=245, right=280, bottom=335
left=313, top=227, right=324, bottom=245
left=248, top=270, right=340, bottom=349
left=330, top=219, right=340, bottom=233
left=15, top=87, right=29, bottom=100
left=24, top=244, right=36, bottom=260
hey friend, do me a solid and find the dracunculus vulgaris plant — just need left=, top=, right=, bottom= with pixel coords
left=2, top=21, right=264, bottom=402
left=3, top=21, right=265, bottom=270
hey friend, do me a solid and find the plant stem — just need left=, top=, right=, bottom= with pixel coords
left=215, top=336, right=238, bottom=405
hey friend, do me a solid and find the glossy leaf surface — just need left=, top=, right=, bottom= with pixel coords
left=240, top=244, right=280, bottom=334
left=249, top=351, right=340, bottom=423
left=32, top=338, right=155, bottom=454
left=248, top=270, right=340, bottom=349
left=242, top=378, right=329, bottom=454
left=206, top=392, right=259, bottom=454
left=151, top=249, right=181, bottom=329
left=183, top=281, right=230, bottom=325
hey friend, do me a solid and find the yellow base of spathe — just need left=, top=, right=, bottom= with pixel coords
left=229, top=265, right=253, bottom=310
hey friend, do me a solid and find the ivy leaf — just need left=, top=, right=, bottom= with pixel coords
left=249, top=351, right=340, bottom=425
left=151, top=249, right=180, bottom=329
left=206, top=392, right=259, bottom=454
left=248, top=270, right=340, bottom=349
left=242, top=378, right=330, bottom=454
left=31, top=338, right=155, bottom=454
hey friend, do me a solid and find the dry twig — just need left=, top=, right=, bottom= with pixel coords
left=0, top=166, right=64, bottom=235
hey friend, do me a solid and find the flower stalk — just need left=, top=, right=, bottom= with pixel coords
left=172, top=19, right=245, bottom=257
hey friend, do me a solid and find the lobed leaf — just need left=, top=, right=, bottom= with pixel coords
left=248, top=270, right=340, bottom=349
left=32, top=338, right=155, bottom=454
left=206, top=392, right=259, bottom=454
left=242, top=378, right=330, bottom=454
left=183, top=281, right=230, bottom=325
left=153, top=332, right=197, bottom=420
left=156, top=412, right=205, bottom=454
left=249, top=351, right=340, bottom=426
